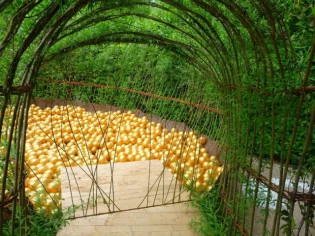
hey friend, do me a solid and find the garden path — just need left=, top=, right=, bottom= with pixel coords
left=57, top=160, right=198, bottom=236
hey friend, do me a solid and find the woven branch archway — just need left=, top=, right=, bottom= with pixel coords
left=0, top=1, right=314, bottom=235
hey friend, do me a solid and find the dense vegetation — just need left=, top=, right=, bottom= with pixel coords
left=0, top=0, right=314, bottom=235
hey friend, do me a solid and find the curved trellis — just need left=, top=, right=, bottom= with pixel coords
left=0, top=1, right=314, bottom=235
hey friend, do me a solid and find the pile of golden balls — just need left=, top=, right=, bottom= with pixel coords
left=22, top=104, right=223, bottom=212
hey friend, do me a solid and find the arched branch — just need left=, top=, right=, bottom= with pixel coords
left=0, top=0, right=43, bottom=57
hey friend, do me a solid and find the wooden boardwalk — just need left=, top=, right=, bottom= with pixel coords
left=57, top=160, right=198, bottom=236
left=57, top=203, right=198, bottom=236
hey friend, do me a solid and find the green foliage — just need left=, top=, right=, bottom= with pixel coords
left=39, top=43, right=203, bottom=97
left=2, top=206, right=69, bottom=236
left=36, top=43, right=221, bottom=138
left=189, top=186, right=229, bottom=236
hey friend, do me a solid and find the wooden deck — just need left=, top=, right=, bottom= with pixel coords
left=57, top=160, right=198, bottom=236
left=57, top=203, right=198, bottom=236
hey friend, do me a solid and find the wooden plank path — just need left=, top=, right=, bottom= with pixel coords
left=57, top=160, right=198, bottom=236
left=57, top=203, right=198, bottom=236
